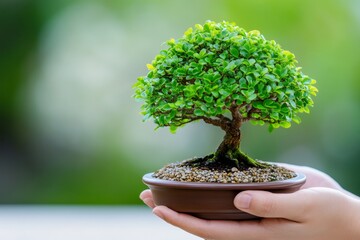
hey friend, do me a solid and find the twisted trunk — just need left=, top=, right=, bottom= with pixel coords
left=188, top=110, right=266, bottom=169
left=216, top=127, right=241, bottom=156
left=215, top=126, right=263, bottom=168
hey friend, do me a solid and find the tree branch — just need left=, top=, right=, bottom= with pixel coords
left=202, top=116, right=229, bottom=129
left=229, top=104, right=242, bottom=128
left=162, top=117, right=203, bottom=128
left=153, top=108, right=232, bottom=131
left=240, top=107, right=261, bottom=122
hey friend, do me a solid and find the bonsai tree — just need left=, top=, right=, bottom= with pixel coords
left=134, top=21, right=317, bottom=169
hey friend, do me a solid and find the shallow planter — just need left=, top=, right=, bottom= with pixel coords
left=143, top=172, right=306, bottom=220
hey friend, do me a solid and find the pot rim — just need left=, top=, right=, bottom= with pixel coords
left=143, top=172, right=306, bottom=190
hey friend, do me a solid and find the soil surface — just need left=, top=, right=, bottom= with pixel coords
left=153, top=159, right=296, bottom=183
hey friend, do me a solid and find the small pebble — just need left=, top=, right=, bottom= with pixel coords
left=152, top=160, right=296, bottom=183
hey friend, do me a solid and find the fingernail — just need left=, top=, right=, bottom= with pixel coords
left=236, top=193, right=252, bottom=209
left=153, top=207, right=164, bottom=219
left=139, top=193, right=145, bottom=201
left=142, top=198, right=152, bottom=206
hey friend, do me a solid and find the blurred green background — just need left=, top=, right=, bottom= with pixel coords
left=1, top=0, right=359, bottom=204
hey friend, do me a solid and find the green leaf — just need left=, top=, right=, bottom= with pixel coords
left=162, top=104, right=172, bottom=111
left=246, top=75, right=253, bottom=84
left=199, top=48, right=207, bottom=57
left=194, top=109, right=204, bottom=116
left=272, top=123, right=280, bottom=128
left=195, top=24, right=203, bottom=30
left=281, top=106, right=290, bottom=113
left=292, top=115, right=301, bottom=124
left=167, top=37, right=176, bottom=44
left=204, top=96, right=214, bottom=103
left=250, top=120, right=259, bottom=126
left=200, top=105, right=208, bottom=112
left=219, top=89, right=230, bottom=96
left=253, top=101, right=266, bottom=110
left=266, top=85, right=272, bottom=93
left=174, top=44, right=184, bottom=52
left=248, top=93, right=257, bottom=101
left=249, top=58, right=256, bottom=65
left=175, top=99, right=185, bottom=107
left=169, top=109, right=177, bottom=118
left=170, top=125, right=178, bottom=133
left=251, top=113, right=260, bottom=118
left=248, top=30, right=260, bottom=36
left=289, top=99, right=296, bottom=108
left=265, top=74, right=278, bottom=82
left=216, top=98, right=225, bottom=107
left=230, top=46, right=239, bottom=57
left=176, top=68, right=187, bottom=76
left=184, top=27, right=193, bottom=36
left=239, top=78, right=247, bottom=88
left=203, top=23, right=210, bottom=32
left=158, top=115, right=165, bottom=125
left=211, top=90, right=219, bottom=98
left=264, top=99, right=275, bottom=108
left=270, top=112, right=279, bottom=120
left=261, top=68, right=269, bottom=75
left=280, top=121, right=291, bottom=128
left=268, top=124, right=274, bottom=133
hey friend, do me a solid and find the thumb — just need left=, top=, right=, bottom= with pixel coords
left=234, top=190, right=310, bottom=221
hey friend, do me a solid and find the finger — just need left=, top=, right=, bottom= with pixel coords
left=153, top=206, right=268, bottom=240
left=139, top=190, right=156, bottom=208
left=234, top=190, right=313, bottom=221
left=139, top=189, right=152, bottom=199
left=276, top=164, right=343, bottom=190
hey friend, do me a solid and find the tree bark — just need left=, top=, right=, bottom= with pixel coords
left=216, top=127, right=241, bottom=157
left=214, top=125, right=265, bottom=168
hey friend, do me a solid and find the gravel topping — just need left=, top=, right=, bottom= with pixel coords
left=153, top=161, right=296, bottom=183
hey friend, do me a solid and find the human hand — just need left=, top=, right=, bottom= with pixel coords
left=278, top=163, right=358, bottom=198
left=140, top=165, right=360, bottom=239
left=142, top=188, right=360, bottom=240
left=278, top=163, right=341, bottom=189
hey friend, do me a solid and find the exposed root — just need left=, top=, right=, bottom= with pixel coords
left=185, top=150, right=268, bottom=170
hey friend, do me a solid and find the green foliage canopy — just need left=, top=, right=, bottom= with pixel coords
left=134, top=21, right=317, bottom=133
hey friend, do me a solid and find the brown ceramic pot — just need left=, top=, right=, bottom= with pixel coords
left=143, top=172, right=306, bottom=220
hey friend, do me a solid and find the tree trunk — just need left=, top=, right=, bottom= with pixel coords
left=214, top=126, right=265, bottom=168
left=188, top=117, right=266, bottom=169
left=216, top=127, right=241, bottom=157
